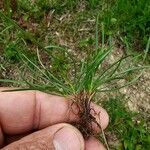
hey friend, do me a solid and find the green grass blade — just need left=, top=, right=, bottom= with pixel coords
left=101, top=22, right=105, bottom=48
left=117, top=66, right=150, bottom=76
left=93, top=64, right=150, bottom=92
left=97, top=72, right=143, bottom=92
left=0, top=25, right=13, bottom=34
left=0, top=79, right=25, bottom=85
left=21, top=54, right=51, bottom=80
left=45, top=45, right=77, bottom=85
left=21, top=53, right=72, bottom=94
left=143, top=36, right=150, bottom=62
left=95, top=14, right=99, bottom=50
left=2, top=88, right=37, bottom=92
left=86, top=48, right=112, bottom=85
left=93, top=55, right=132, bottom=87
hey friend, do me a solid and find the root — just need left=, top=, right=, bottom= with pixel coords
left=70, top=91, right=110, bottom=149
left=71, top=91, right=96, bottom=138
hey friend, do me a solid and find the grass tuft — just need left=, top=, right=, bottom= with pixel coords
left=0, top=1, right=150, bottom=149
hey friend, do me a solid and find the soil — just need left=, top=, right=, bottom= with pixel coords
left=108, top=47, right=150, bottom=114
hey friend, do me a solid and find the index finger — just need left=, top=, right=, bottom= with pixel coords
left=0, top=88, right=109, bottom=135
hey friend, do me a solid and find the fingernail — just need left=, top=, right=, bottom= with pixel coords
left=53, top=127, right=82, bottom=150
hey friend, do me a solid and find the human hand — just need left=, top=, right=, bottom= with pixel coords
left=0, top=88, right=109, bottom=150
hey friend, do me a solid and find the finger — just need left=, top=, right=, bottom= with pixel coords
left=0, top=88, right=108, bottom=134
left=85, top=137, right=106, bottom=150
left=0, top=88, right=109, bottom=132
left=2, top=123, right=84, bottom=150
left=0, top=89, right=76, bottom=135
left=90, top=103, right=109, bottom=133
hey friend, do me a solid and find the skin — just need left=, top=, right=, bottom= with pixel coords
left=0, top=88, right=109, bottom=150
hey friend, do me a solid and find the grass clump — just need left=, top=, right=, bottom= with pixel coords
left=1, top=12, right=149, bottom=149
left=0, top=1, right=150, bottom=149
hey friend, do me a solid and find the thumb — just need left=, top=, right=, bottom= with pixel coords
left=2, top=123, right=84, bottom=150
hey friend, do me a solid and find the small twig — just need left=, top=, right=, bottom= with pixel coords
left=36, top=48, right=46, bottom=69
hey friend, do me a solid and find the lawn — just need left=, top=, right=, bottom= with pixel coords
left=0, top=0, right=150, bottom=149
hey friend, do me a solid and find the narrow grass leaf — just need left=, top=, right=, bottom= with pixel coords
left=0, top=79, right=25, bottom=85
left=97, top=72, right=143, bottom=92
left=143, top=36, right=150, bottom=62
left=45, top=45, right=77, bottom=84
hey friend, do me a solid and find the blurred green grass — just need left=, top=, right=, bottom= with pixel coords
left=1, top=0, right=150, bottom=60
left=103, top=97, right=150, bottom=150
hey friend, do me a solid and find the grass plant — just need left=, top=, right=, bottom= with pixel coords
left=0, top=1, right=150, bottom=149
left=1, top=10, right=150, bottom=149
